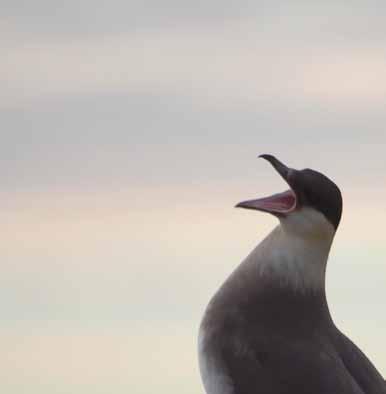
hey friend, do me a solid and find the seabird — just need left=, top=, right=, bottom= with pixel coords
left=198, top=155, right=385, bottom=394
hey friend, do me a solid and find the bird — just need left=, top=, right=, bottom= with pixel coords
left=198, top=155, right=385, bottom=394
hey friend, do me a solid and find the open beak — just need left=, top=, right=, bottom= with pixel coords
left=235, top=155, right=297, bottom=215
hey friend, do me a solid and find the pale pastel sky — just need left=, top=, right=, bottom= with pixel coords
left=2, top=1, right=386, bottom=393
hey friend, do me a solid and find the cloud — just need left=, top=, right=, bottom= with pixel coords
left=1, top=87, right=386, bottom=195
left=3, top=1, right=386, bottom=41
left=3, top=24, right=386, bottom=110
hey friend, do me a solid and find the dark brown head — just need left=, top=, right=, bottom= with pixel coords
left=236, top=155, right=343, bottom=231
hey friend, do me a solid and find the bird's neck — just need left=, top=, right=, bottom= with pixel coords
left=245, top=222, right=334, bottom=294
left=228, top=223, right=335, bottom=330
left=207, top=211, right=337, bottom=329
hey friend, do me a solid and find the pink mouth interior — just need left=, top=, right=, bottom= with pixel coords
left=236, top=189, right=297, bottom=213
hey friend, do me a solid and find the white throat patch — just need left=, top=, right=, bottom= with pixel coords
left=244, top=207, right=335, bottom=292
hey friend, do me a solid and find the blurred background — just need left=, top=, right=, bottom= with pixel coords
left=2, top=1, right=386, bottom=393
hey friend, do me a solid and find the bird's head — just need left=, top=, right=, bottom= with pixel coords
left=236, top=155, right=342, bottom=239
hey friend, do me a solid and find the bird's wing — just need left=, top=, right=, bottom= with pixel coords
left=219, top=339, right=283, bottom=394
left=220, top=335, right=365, bottom=394
left=333, top=330, right=386, bottom=394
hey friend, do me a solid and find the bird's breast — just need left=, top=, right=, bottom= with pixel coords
left=198, top=325, right=234, bottom=394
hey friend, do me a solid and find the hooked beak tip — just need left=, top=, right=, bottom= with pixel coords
left=258, top=154, right=280, bottom=165
left=258, top=153, right=275, bottom=160
left=258, top=154, right=290, bottom=181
